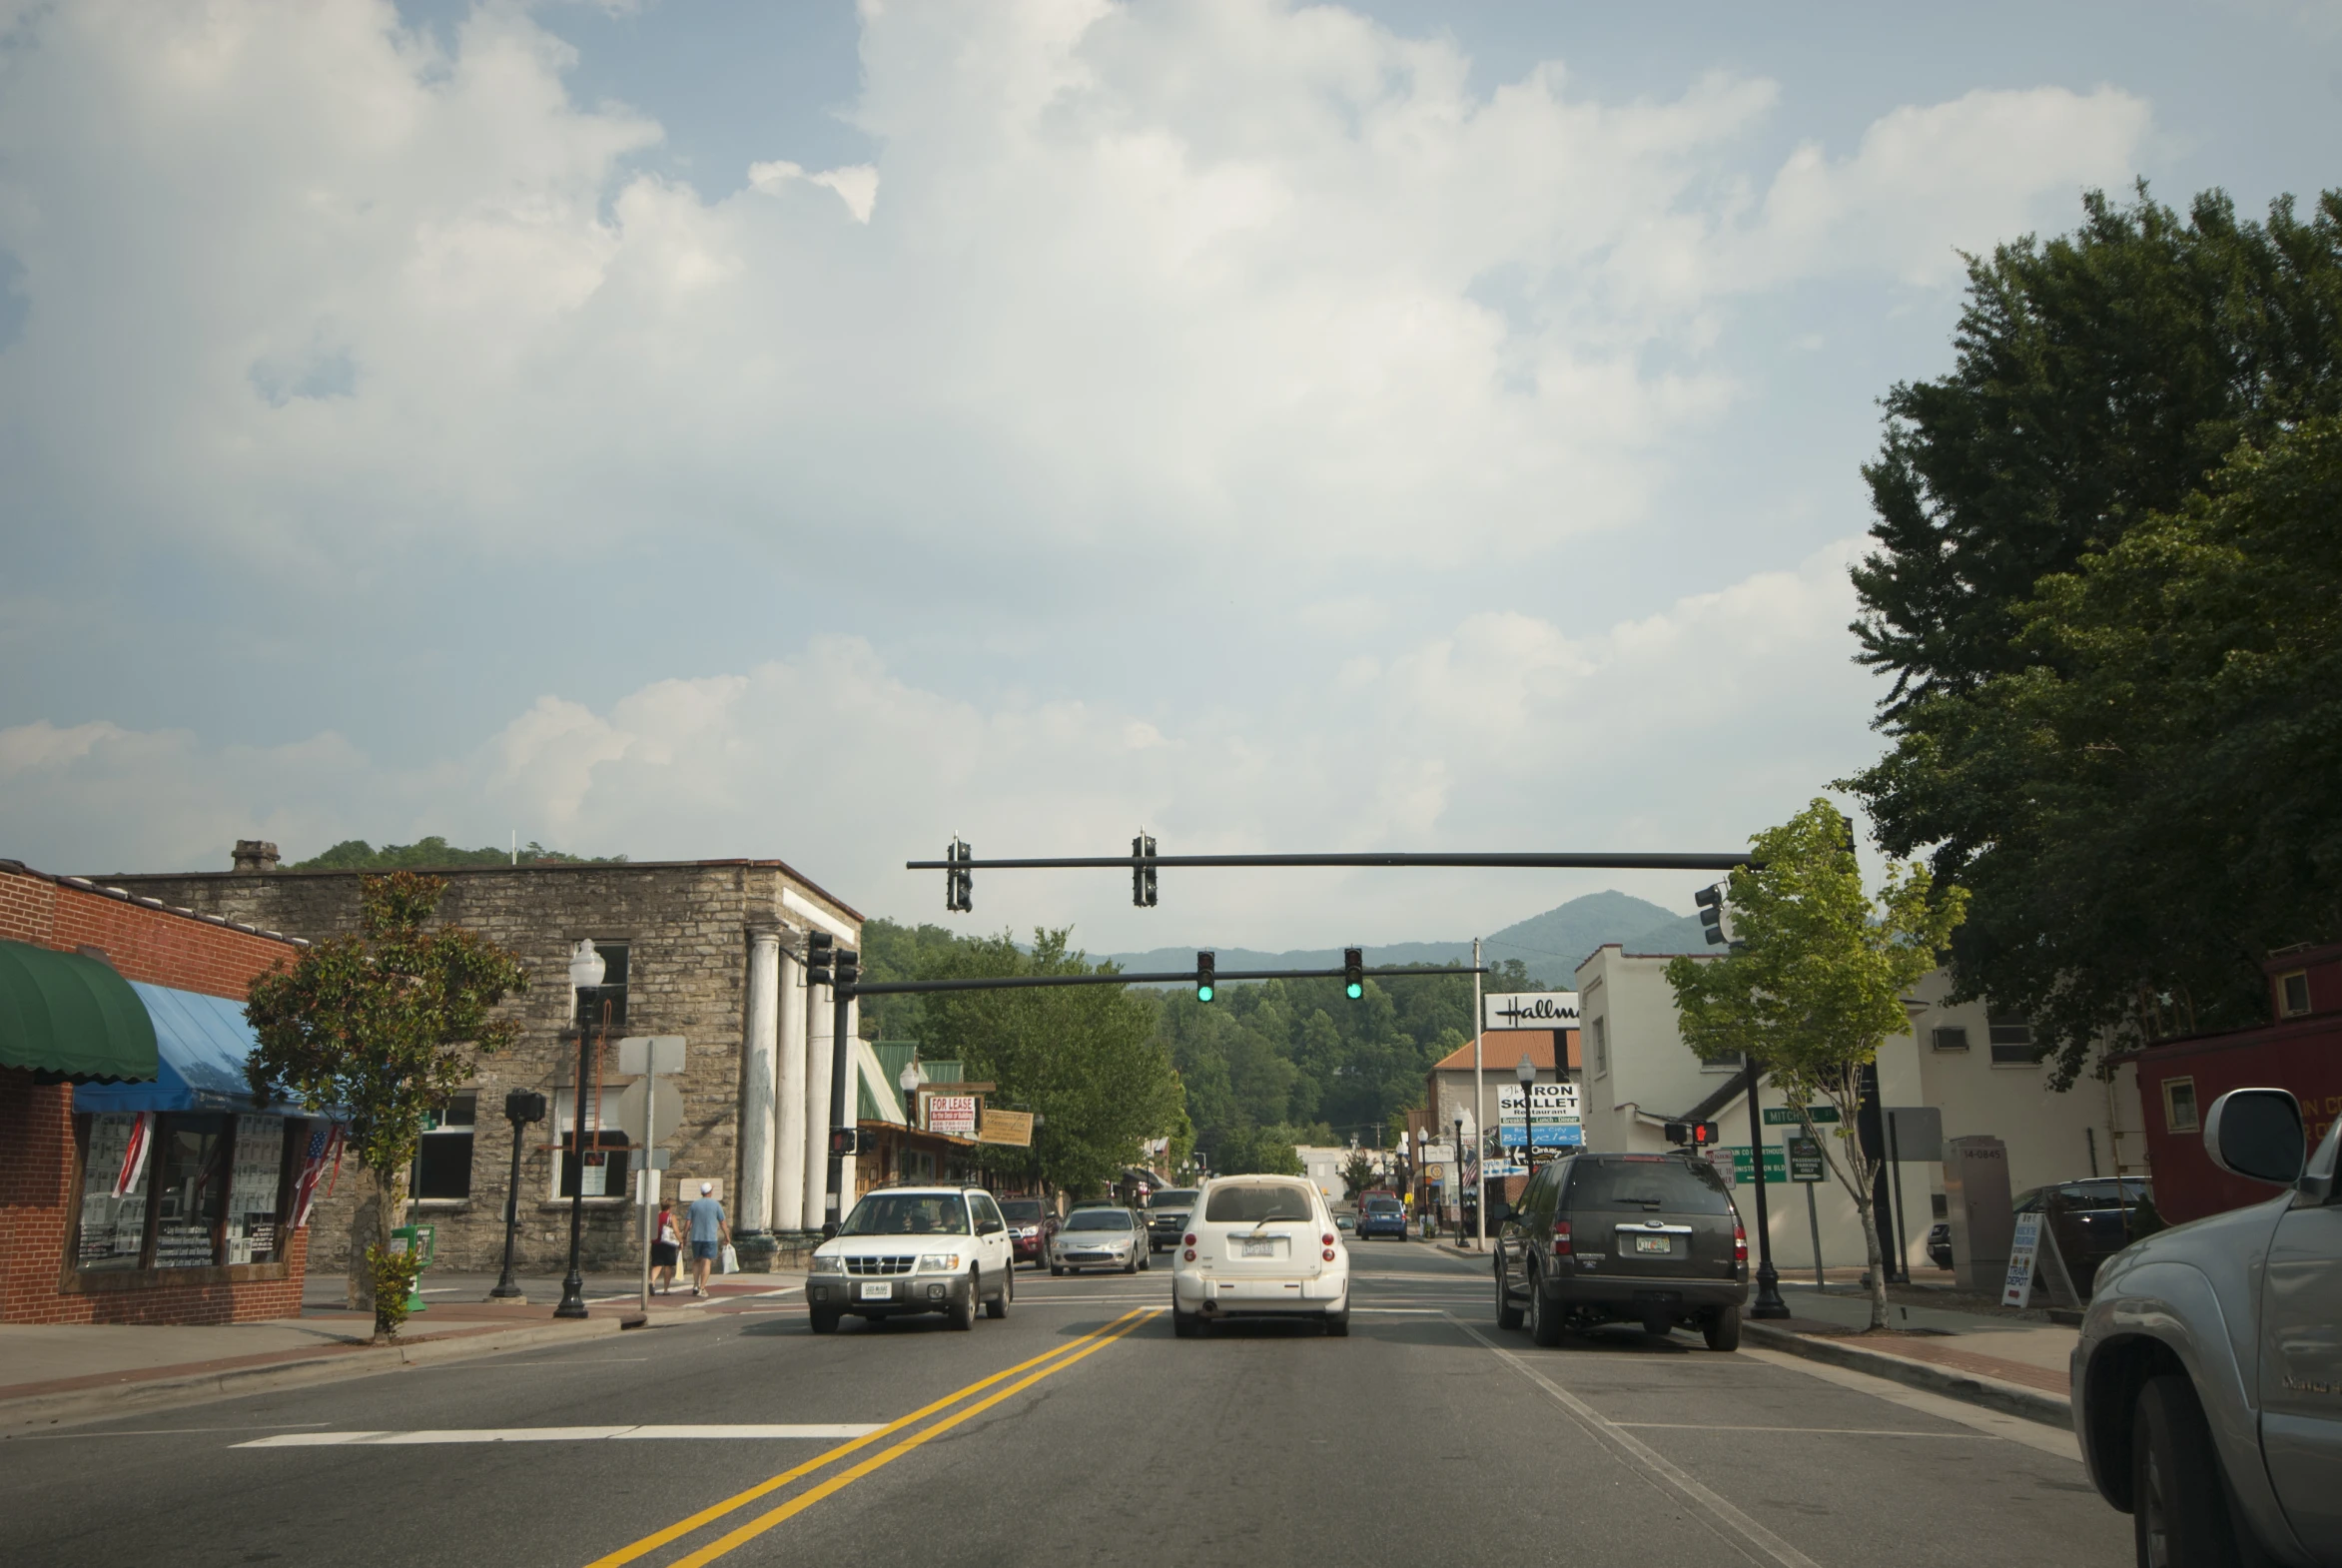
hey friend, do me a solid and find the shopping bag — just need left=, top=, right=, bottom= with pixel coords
left=719, top=1243, right=739, bottom=1275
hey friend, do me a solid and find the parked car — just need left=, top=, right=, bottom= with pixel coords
left=1356, top=1193, right=1407, bottom=1239
left=1927, top=1221, right=1952, bottom=1270
left=1051, top=1206, right=1149, bottom=1274
left=1495, top=1151, right=1750, bottom=1350
left=1146, top=1187, right=1199, bottom=1253
left=803, top=1185, right=1016, bottom=1333
left=997, top=1195, right=1058, bottom=1268
left=1171, top=1175, right=1349, bottom=1337
left=2073, top=1088, right=2341, bottom=1567
left=2014, top=1176, right=2155, bottom=1293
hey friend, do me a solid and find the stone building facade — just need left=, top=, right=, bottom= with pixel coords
left=102, top=854, right=863, bottom=1275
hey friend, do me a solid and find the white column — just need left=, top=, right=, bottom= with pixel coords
left=772, top=941, right=808, bottom=1235
left=738, top=928, right=780, bottom=1236
left=800, top=981, right=834, bottom=1230
left=835, top=995, right=861, bottom=1207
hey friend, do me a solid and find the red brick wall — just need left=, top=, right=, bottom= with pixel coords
left=1, top=870, right=314, bottom=1323
left=0, top=868, right=303, bottom=999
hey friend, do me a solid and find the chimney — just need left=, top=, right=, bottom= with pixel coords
left=232, top=839, right=281, bottom=874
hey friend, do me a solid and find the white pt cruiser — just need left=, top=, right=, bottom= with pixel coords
left=1171, top=1175, right=1349, bottom=1337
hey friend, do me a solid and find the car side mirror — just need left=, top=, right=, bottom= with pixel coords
left=2204, top=1088, right=2305, bottom=1186
left=821, top=1221, right=839, bottom=1240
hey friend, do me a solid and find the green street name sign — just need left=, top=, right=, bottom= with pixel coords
left=1761, top=1106, right=1842, bottom=1126
left=1726, top=1145, right=1788, bottom=1184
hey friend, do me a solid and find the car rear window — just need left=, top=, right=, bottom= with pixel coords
left=1566, top=1157, right=1733, bottom=1214
left=1204, top=1183, right=1314, bottom=1223
left=1149, top=1189, right=1198, bottom=1208
left=1364, top=1198, right=1401, bottom=1212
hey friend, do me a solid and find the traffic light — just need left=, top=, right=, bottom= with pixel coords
left=943, top=837, right=974, bottom=913
left=834, top=947, right=860, bottom=994
left=1696, top=885, right=1730, bottom=947
left=805, top=931, right=835, bottom=988
left=1664, top=1120, right=1720, bottom=1147
left=1132, top=833, right=1158, bottom=908
left=1342, top=947, right=1364, bottom=1000
left=1195, top=951, right=1215, bottom=1004
left=828, top=1127, right=861, bottom=1157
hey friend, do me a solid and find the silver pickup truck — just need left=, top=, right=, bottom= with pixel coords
left=2072, top=1087, right=2342, bottom=1567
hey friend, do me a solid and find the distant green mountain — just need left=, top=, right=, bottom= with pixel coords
left=1105, top=889, right=1710, bottom=986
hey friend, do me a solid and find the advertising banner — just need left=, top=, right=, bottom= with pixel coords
left=1482, top=993, right=1581, bottom=1030
left=977, top=1108, right=1033, bottom=1147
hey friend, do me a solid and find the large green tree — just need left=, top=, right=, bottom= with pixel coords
left=1667, top=802, right=1965, bottom=1329
left=1848, top=184, right=2342, bottom=1077
left=244, top=873, right=529, bottom=1337
left=912, top=929, right=1183, bottom=1196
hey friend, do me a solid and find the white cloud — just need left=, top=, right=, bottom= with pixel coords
left=1, top=543, right=1881, bottom=943
left=0, top=2, right=2155, bottom=575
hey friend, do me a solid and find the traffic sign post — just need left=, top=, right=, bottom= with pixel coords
left=1787, top=1134, right=1827, bottom=1288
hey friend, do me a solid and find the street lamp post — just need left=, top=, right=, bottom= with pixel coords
left=1743, top=1057, right=1791, bottom=1319
left=489, top=1088, right=546, bottom=1300
left=1515, top=1054, right=1537, bottom=1187
left=555, top=939, right=604, bottom=1321
left=898, top=1060, right=921, bottom=1183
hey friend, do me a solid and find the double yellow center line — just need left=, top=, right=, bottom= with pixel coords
left=582, top=1306, right=1158, bottom=1568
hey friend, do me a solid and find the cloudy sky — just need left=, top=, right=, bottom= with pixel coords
left=3, top=0, right=2338, bottom=956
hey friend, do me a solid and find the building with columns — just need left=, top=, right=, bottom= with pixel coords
left=97, top=850, right=872, bottom=1274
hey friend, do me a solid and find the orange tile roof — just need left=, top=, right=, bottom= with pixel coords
left=1431, top=1029, right=1579, bottom=1073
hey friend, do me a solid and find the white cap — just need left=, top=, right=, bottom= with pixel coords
left=700, top=1181, right=713, bottom=1194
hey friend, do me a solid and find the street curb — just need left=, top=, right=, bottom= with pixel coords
left=0, top=1317, right=625, bottom=1435
left=1742, top=1322, right=2071, bottom=1429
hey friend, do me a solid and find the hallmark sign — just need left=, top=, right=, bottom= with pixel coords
left=1482, top=992, right=1581, bottom=1031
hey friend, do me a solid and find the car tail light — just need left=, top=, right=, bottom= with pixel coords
left=1183, top=1247, right=1195, bottom=1261
left=1734, top=1222, right=1748, bottom=1262
left=1321, top=1247, right=1336, bottom=1261
left=1183, top=1233, right=1195, bottom=1246
left=1321, top=1233, right=1334, bottom=1246
left=1551, top=1220, right=1572, bottom=1255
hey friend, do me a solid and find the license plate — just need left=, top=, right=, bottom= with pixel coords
left=1240, top=1239, right=1276, bottom=1257
left=1633, top=1235, right=1672, bottom=1254
left=858, top=1280, right=894, bottom=1299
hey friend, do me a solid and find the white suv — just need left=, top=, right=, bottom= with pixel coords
left=1171, top=1175, right=1349, bottom=1337
left=805, top=1185, right=1016, bottom=1333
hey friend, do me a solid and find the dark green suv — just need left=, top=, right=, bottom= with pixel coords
left=1494, top=1152, right=1750, bottom=1350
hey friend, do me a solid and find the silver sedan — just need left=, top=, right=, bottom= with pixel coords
left=1049, top=1206, right=1150, bottom=1274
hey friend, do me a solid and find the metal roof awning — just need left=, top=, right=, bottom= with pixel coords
left=0, top=940, right=159, bottom=1085
left=74, top=982, right=278, bottom=1115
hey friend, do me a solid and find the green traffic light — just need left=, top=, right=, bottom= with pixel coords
left=1197, top=984, right=1214, bottom=1003
left=1345, top=982, right=1362, bottom=999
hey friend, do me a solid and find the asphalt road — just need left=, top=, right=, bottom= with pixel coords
left=0, top=1241, right=2130, bottom=1568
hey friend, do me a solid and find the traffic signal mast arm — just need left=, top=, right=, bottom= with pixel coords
left=842, top=962, right=1488, bottom=998
left=910, top=850, right=1762, bottom=871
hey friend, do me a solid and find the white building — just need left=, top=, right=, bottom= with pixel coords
left=1574, top=944, right=2147, bottom=1273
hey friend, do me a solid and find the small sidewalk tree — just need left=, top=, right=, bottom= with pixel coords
left=1666, top=800, right=1964, bottom=1330
left=245, top=872, right=528, bottom=1340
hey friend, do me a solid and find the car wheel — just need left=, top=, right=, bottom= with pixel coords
left=1325, top=1307, right=1350, bottom=1337
left=2133, top=1374, right=2245, bottom=1568
left=1495, top=1258, right=1525, bottom=1331
left=809, top=1306, right=840, bottom=1335
left=1140, top=1248, right=1152, bottom=1271
left=1124, top=1253, right=1139, bottom=1274
left=1703, top=1303, right=1741, bottom=1352
left=1530, top=1269, right=1564, bottom=1347
left=987, top=1268, right=1009, bottom=1319
left=1173, top=1305, right=1201, bottom=1338
left=948, top=1274, right=977, bottom=1331
left=1050, top=1264, right=1065, bottom=1276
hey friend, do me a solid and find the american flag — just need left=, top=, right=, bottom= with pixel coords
left=292, top=1124, right=345, bottom=1228
left=113, top=1112, right=152, bottom=1199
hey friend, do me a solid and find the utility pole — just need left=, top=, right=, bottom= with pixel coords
left=1472, top=936, right=1485, bottom=1251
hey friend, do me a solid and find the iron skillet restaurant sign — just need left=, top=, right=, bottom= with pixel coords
left=1483, top=992, right=1581, bottom=1030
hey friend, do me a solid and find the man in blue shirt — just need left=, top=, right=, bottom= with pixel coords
left=686, top=1181, right=730, bottom=1297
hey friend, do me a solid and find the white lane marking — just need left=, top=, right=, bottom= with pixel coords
left=234, top=1424, right=885, bottom=1448
left=18, top=1423, right=333, bottom=1440
left=1446, top=1313, right=1823, bottom=1568
left=1736, top=1346, right=2083, bottom=1462
left=1611, top=1423, right=1995, bottom=1437
left=411, top=1357, right=651, bottom=1370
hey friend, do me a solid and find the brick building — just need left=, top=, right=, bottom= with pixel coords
left=103, top=848, right=864, bottom=1275
left=1, top=860, right=319, bottom=1324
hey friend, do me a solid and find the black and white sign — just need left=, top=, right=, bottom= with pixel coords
left=1482, top=992, right=1580, bottom=1030
left=1496, top=1082, right=1581, bottom=1120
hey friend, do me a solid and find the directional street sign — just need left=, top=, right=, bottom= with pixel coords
left=1725, top=1145, right=1788, bottom=1184
left=1761, top=1106, right=1840, bottom=1126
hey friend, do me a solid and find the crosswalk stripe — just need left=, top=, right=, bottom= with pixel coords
left=234, top=1425, right=883, bottom=1447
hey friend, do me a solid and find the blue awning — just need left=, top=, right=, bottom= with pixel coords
left=75, top=983, right=275, bottom=1116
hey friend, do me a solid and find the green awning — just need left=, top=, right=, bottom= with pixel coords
left=0, top=940, right=160, bottom=1084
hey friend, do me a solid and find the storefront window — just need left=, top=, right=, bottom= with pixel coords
left=227, top=1114, right=288, bottom=1264
left=153, top=1116, right=229, bottom=1268
left=551, top=1088, right=630, bottom=1197
left=78, top=1113, right=153, bottom=1271
left=416, top=1094, right=477, bottom=1200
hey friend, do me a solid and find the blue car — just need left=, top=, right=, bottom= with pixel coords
left=1356, top=1197, right=1407, bottom=1239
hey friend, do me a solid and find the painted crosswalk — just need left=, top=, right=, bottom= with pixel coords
left=234, top=1424, right=884, bottom=1447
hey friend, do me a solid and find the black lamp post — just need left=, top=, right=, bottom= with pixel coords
left=490, top=1088, right=547, bottom=1300
left=555, top=939, right=604, bottom=1320
left=1515, top=1055, right=1537, bottom=1184
left=1743, top=1057, right=1791, bottom=1319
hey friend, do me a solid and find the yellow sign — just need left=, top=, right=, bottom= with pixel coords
left=977, top=1108, right=1033, bottom=1148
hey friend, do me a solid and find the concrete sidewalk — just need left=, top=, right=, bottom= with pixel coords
left=0, top=1271, right=804, bottom=1434
left=1744, top=1280, right=2076, bottom=1426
